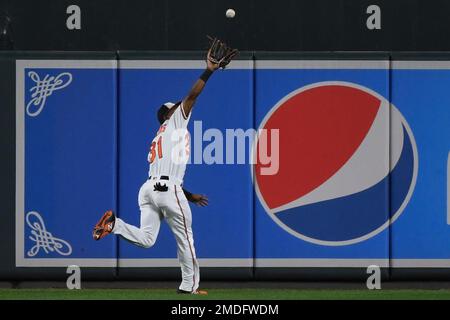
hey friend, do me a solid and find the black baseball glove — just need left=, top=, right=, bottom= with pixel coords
left=207, top=36, right=238, bottom=69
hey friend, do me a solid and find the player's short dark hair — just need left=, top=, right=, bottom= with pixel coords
left=157, top=105, right=169, bottom=125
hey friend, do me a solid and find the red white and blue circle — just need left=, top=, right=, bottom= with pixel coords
left=254, top=81, right=418, bottom=246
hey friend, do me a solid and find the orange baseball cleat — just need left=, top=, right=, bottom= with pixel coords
left=193, top=289, right=208, bottom=295
left=93, top=210, right=115, bottom=240
left=177, top=288, right=208, bottom=295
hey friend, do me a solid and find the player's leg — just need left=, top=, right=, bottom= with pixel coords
left=162, top=185, right=201, bottom=293
left=94, top=180, right=163, bottom=247
left=113, top=180, right=163, bottom=248
left=113, top=204, right=162, bottom=248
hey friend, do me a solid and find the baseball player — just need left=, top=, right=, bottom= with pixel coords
left=92, top=39, right=238, bottom=294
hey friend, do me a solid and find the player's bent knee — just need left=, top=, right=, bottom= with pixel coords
left=141, top=233, right=156, bottom=248
left=141, top=239, right=154, bottom=248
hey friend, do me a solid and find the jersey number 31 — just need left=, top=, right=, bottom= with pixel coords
left=149, top=136, right=163, bottom=163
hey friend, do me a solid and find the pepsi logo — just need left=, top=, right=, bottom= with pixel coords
left=254, top=81, right=418, bottom=246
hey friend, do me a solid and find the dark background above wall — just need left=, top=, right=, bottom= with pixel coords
left=1, top=0, right=450, bottom=51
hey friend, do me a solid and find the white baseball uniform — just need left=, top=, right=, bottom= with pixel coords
left=112, top=103, right=199, bottom=292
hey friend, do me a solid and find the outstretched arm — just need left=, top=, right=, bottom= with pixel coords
left=181, top=52, right=220, bottom=118
left=183, top=188, right=209, bottom=207
left=182, top=38, right=238, bottom=117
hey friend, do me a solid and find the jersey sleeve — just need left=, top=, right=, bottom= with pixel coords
left=170, top=102, right=191, bottom=129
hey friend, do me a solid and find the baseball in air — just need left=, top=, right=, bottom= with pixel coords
left=226, top=9, right=235, bottom=19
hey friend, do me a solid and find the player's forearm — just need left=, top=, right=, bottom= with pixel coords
left=182, top=68, right=214, bottom=115
left=183, top=188, right=194, bottom=201
left=187, top=75, right=208, bottom=100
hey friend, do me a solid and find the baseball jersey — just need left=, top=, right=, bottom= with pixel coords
left=148, top=103, right=191, bottom=184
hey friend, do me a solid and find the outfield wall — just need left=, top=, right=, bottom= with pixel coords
left=1, top=52, right=450, bottom=280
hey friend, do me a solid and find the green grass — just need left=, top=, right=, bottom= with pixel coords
left=1, top=288, right=450, bottom=300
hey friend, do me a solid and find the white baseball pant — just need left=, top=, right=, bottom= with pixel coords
left=112, top=178, right=200, bottom=292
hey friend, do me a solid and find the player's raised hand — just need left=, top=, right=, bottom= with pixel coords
left=206, top=47, right=220, bottom=71
left=206, top=36, right=238, bottom=71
